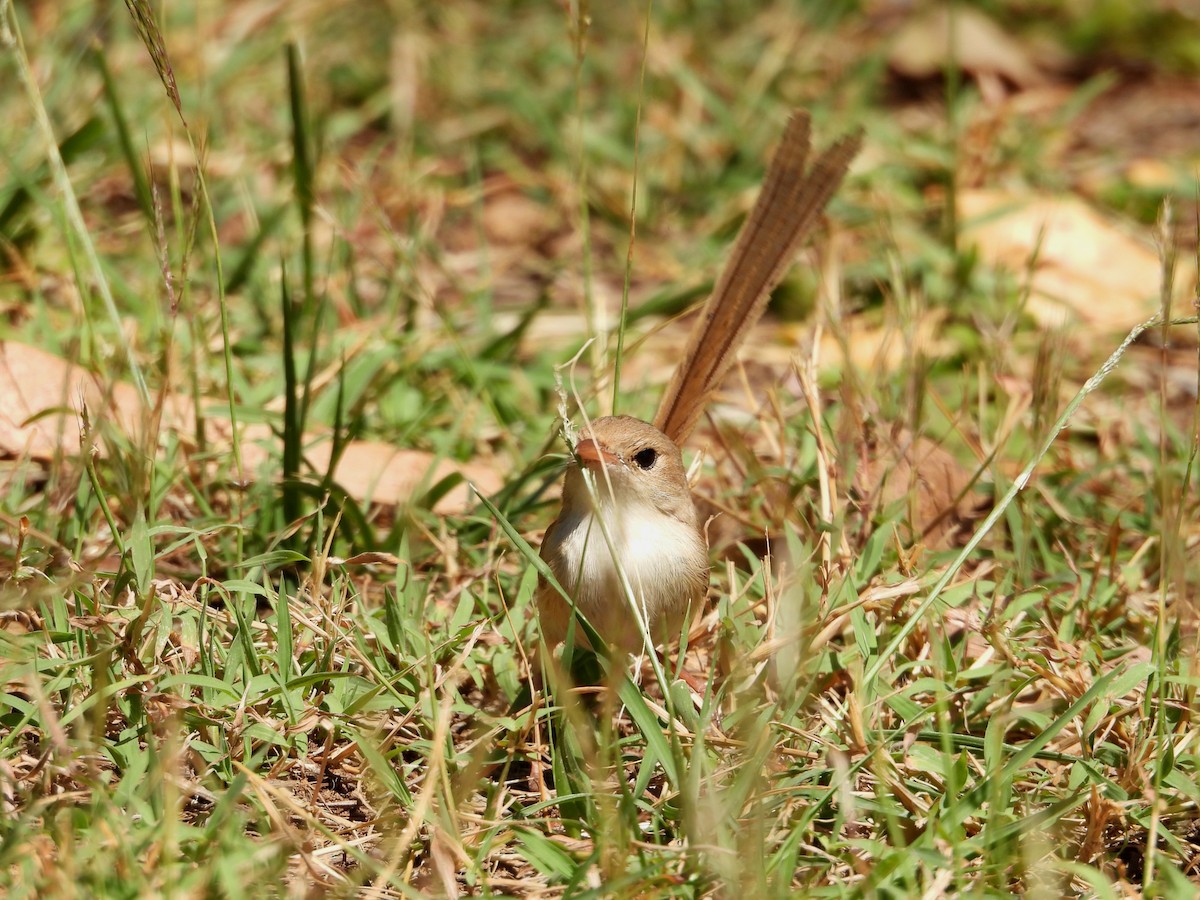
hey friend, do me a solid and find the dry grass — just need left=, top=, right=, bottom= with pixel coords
left=2, top=1, right=1200, bottom=896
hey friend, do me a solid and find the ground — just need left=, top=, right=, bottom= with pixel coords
left=1, top=1, right=1199, bottom=896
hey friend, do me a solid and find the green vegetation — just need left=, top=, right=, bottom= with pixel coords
left=1, top=1, right=1198, bottom=895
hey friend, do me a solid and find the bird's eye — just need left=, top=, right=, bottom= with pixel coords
left=632, top=447, right=658, bottom=469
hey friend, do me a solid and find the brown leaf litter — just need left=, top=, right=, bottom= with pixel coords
left=0, top=341, right=501, bottom=513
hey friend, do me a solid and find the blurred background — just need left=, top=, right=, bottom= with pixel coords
left=5, top=0, right=1199, bottom=560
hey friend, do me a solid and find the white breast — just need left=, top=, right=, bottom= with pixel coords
left=553, top=494, right=701, bottom=649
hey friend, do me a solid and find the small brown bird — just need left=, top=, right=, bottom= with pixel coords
left=537, top=111, right=860, bottom=657
left=537, top=415, right=709, bottom=655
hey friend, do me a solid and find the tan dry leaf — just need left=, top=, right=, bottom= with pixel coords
left=0, top=342, right=500, bottom=515
left=959, top=190, right=1193, bottom=333
left=304, top=438, right=502, bottom=513
left=0, top=341, right=193, bottom=458
left=817, top=310, right=950, bottom=374
left=1124, top=158, right=1179, bottom=192
left=888, top=6, right=1047, bottom=90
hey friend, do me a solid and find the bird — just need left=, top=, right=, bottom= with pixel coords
left=536, top=110, right=861, bottom=660
left=536, top=415, right=709, bottom=655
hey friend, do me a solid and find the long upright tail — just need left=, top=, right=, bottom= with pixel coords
left=653, top=111, right=861, bottom=445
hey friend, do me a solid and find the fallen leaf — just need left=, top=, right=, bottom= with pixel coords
left=0, top=341, right=501, bottom=515
left=959, top=190, right=1194, bottom=333
left=816, top=311, right=951, bottom=374
left=0, top=342, right=192, bottom=458
left=889, top=6, right=1047, bottom=91
left=305, top=438, right=503, bottom=513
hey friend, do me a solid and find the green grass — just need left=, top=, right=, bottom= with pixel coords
left=2, top=1, right=1199, bottom=896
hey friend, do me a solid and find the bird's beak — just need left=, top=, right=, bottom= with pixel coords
left=575, top=437, right=620, bottom=469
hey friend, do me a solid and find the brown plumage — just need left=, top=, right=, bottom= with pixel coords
left=537, top=416, right=708, bottom=655
left=538, top=111, right=860, bottom=656
left=654, top=111, right=861, bottom=445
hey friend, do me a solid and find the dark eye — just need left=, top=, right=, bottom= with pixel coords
left=632, top=447, right=658, bottom=469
